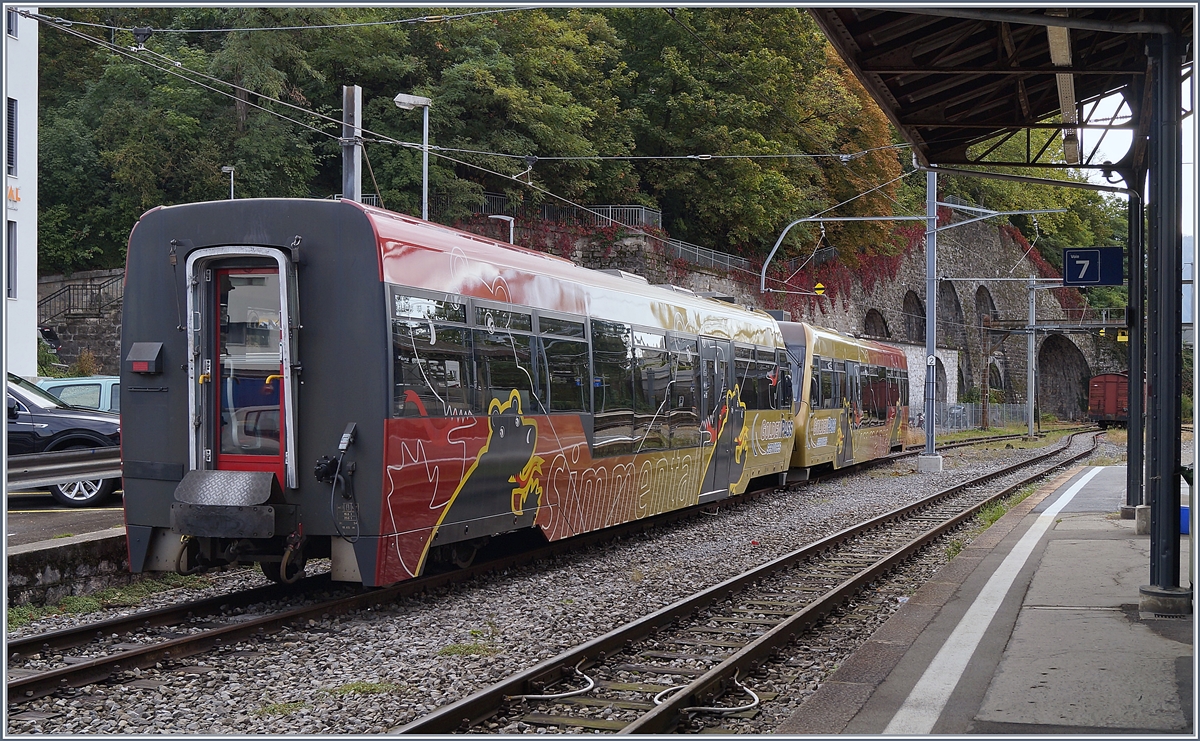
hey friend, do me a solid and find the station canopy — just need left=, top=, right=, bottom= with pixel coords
left=810, top=8, right=1194, bottom=170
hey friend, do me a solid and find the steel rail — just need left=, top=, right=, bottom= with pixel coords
left=393, top=431, right=1097, bottom=733
left=624, top=432, right=1100, bottom=733
left=6, top=447, right=122, bottom=489
left=6, top=576, right=338, bottom=662
left=6, top=429, right=1082, bottom=703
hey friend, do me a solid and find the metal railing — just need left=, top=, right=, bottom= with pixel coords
left=449, top=193, right=664, bottom=230
left=330, top=194, right=381, bottom=207
left=38, top=276, right=124, bottom=324
left=430, top=192, right=759, bottom=273
left=781, top=245, right=837, bottom=274
left=1058, top=306, right=1128, bottom=326
left=6, top=447, right=122, bottom=490
left=912, top=401, right=1034, bottom=431
left=665, top=239, right=754, bottom=272
left=586, top=205, right=663, bottom=229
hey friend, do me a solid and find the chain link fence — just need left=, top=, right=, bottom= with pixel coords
left=911, top=402, right=1032, bottom=431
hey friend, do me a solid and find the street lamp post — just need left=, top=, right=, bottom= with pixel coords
left=394, top=93, right=432, bottom=220
left=221, top=166, right=235, bottom=200
left=489, top=215, right=515, bottom=244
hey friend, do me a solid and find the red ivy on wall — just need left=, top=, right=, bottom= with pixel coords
left=447, top=212, right=1082, bottom=320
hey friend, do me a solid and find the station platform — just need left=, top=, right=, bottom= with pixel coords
left=776, top=465, right=1195, bottom=735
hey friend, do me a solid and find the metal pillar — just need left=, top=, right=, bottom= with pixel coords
left=1126, top=175, right=1146, bottom=516
left=342, top=85, right=362, bottom=203
left=1027, top=279, right=1037, bottom=438
left=421, top=103, right=429, bottom=220
left=919, top=170, right=942, bottom=471
left=1140, top=30, right=1188, bottom=612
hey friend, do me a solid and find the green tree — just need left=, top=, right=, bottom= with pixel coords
left=606, top=8, right=903, bottom=261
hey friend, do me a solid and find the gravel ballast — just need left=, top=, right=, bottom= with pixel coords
left=6, top=432, right=1141, bottom=734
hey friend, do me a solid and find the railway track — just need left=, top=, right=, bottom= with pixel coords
left=5, top=430, right=1084, bottom=706
left=394, top=431, right=1100, bottom=734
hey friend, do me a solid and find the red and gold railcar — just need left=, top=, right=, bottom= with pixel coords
left=120, top=199, right=797, bottom=586
left=778, top=322, right=908, bottom=478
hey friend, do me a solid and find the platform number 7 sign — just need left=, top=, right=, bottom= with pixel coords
left=1062, top=247, right=1124, bottom=287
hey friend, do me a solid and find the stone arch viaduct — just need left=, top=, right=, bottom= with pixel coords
left=588, top=215, right=1128, bottom=422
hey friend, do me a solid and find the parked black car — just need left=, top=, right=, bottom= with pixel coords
left=6, top=373, right=121, bottom=507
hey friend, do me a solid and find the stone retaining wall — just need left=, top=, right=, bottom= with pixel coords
left=7, top=529, right=134, bottom=606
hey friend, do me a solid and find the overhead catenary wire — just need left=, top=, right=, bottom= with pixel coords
left=28, top=9, right=923, bottom=277
left=42, top=20, right=340, bottom=142
left=29, top=11, right=913, bottom=173
left=25, top=7, right=537, bottom=35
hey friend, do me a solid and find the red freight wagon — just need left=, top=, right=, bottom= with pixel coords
left=1088, top=373, right=1129, bottom=428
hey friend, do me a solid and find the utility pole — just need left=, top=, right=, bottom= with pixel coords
left=919, top=170, right=943, bottom=472
left=1027, top=278, right=1037, bottom=438
left=981, top=319, right=990, bottom=430
left=342, top=85, right=362, bottom=203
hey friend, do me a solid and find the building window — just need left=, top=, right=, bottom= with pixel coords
left=6, top=221, right=16, bottom=298
left=6, top=98, right=15, bottom=176
left=6, top=8, right=17, bottom=38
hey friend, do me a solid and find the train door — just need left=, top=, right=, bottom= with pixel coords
left=699, top=337, right=733, bottom=499
left=186, top=248, right=299, bottom=490
left=843, top=360, right=861, bottom=465
left=214, top=268, right=286, bottom=484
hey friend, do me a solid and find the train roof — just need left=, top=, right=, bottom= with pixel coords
left=777, top=321, right=907, bottom=368
left=355, top=201, right=784, bottom=346
left=133, top=198, right=785, bottom=347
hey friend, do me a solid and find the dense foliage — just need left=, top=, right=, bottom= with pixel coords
left=36, top=6, right=1122, bottom=289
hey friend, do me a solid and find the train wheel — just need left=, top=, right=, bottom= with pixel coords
left=450, top=542, right=478, bottom=569
left=260, top=550, right=307, bottom=583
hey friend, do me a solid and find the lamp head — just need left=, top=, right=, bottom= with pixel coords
left=221, top=166, right=235, bottom=174
left=393, top=93, right=432, bottom=110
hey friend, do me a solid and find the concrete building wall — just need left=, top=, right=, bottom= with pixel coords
left=4, top=6, right=38, bottom=379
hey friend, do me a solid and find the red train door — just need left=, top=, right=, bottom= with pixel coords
left=213, top=268, right=287, bottom=486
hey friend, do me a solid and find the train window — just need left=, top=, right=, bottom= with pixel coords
left=391, top=293, right=467, bottom=324
left=475, top=306, right=533, bottom=333
left=819, top=359, right=834, bottom=409
left=669, top=335, right=698, bottom=357
left=900, top=370, right=910, bottom=406
left=540, top=315, right=585, bottom=338
left=669, top=346, right=700, bottom=449
left=865, top=366, right=884, bottom=422
left=392, top=322, right=471, bottom=417
left=734, top=345, right=754, bottom=361
left=809, top=355, right=821, bottom=408
left=473, top=330, right=535, bottom=412
left=756, top=360, right=774, bottom=410
left=736, top=357, right=757, bottom=409
left=878, top=366, right=891, bottom=420
left=540, top=337, right=590, bottom=412
left=634, top=331, right=666, bottom=349
left=832, top=361, right=846, bottom=409
left=634, top=346, right=671, bottom=451
left=777, top=350, right=793, bottom=409
left=591, top=319, right=635, bottom=456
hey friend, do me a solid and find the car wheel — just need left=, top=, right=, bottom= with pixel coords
left=49, top=477, right=119, bottom=508
left=47, top=444, right=120, bottom=507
